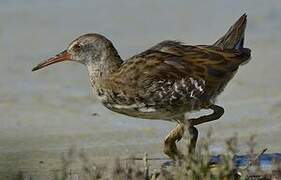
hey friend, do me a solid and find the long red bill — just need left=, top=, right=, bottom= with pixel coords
left=32, top=50, right=71, bottom=71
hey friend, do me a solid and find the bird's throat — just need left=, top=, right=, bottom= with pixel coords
left=86, top=50, right=122, bottom=92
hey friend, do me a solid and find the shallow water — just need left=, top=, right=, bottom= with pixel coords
left=0, top=0, right=281, bottom=177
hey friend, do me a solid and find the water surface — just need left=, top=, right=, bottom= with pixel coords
left=0, top=0, right=281, bottom=177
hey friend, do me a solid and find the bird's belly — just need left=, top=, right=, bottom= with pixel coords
left=94, top=77, right=208, bottom=120
left=101, top=101, right=193, bottom=120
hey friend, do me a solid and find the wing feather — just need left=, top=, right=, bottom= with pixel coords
left=107, top=41, right=251, bottom=110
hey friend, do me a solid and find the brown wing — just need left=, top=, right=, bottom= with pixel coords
left=105, top=41, right=251, bottom=110
left=141, top=41, right=251, bottom=99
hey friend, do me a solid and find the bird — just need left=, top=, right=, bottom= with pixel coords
left=32, top=14, right=251, bottom=159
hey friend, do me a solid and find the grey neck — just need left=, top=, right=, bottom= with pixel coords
left=86, top=45, right=122, bottom=89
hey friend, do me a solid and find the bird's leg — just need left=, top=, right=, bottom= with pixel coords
left=188, top=104, right=224, bottom=126
left=187, top=126, right=198, bottom=154
left=163, top=123, right=185, bottom=159
left=163, top=105, right=223, bottom=159
left=185, top=104, right=224, bottom=153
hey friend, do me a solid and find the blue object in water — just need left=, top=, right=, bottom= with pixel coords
left=209, top=153, right=281, bottom=170
left=161, top=153, right=281, bottom=169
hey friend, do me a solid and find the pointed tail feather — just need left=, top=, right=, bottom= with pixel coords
left=213, top=14, right=247, bottom=49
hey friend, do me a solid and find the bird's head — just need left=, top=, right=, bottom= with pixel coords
left=32, top=33, right=113, bottom=71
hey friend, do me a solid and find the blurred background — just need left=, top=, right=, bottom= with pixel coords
left=0, top=0, right=281, bottom=177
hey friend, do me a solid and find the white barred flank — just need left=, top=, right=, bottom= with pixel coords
left=95, top=77, right=205, bottom=114
left=149, top=77, right=205, bottom=104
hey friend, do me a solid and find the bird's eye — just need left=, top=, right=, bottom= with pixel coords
left=73, top=43, right=82, bottom=51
